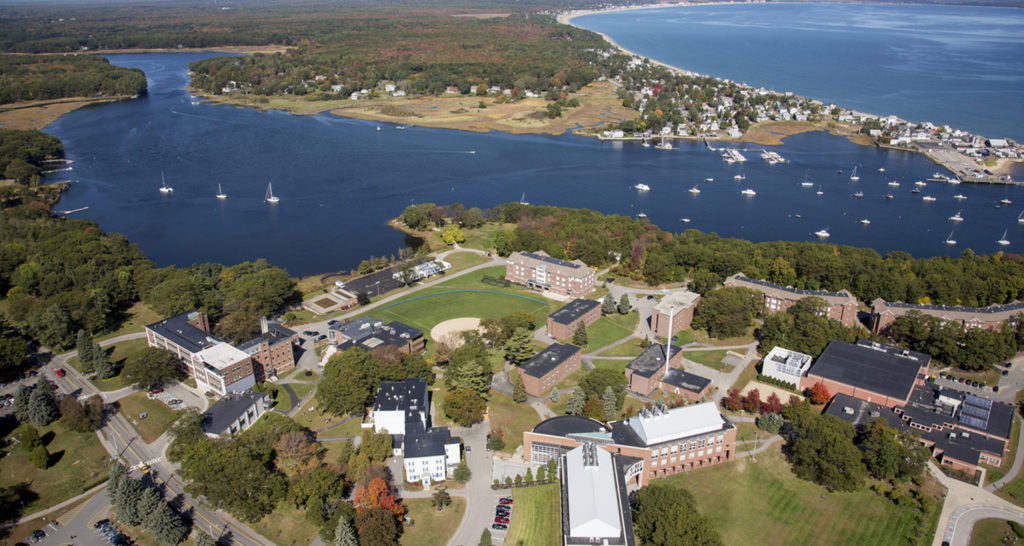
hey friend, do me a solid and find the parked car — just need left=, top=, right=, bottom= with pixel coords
left=993, top=386, right=1000, bottom=393
left=55, top=368, right=65, bottom=377
left=1003, top=370, right=1010, bottom=376
left=30, top=530, right=46, bottom=542
left=492, top=523, right=508, bottom=531
left=94, top=519, right=110, bottom=529
left=465, top=445, right=471, bottom=453
left=496, top=508, right=511, bottom=517
left=494, top=516, right=509, bottom=524
left=499, top=497, right=513, bottom=505
left=49, top=382, right=59, bottom=390
left=317, top=334, right=327, bottom=341
left=1007, top=362, right=1014, bottom=369
left=148, top=388, right=163, bottom=395
left=327, top=319, right=338, bottom=326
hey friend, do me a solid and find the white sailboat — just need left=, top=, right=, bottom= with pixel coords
left=945, top=231, right=956, bottom=245
left=634, top=183, right=650, bottom=191
left=158, top=172, right=173, bottom=194
left=519, top=193, right=530, bottom=206
left=265, top=182, right=279, bottom=204
left=740, top=188, right=756, bottom=196
left=689, top=186, right=701, bottom=195
left=1018, top=209, right=1024, bottom=224
left=216, top=183, right=227, bottom=200
left=814, top=228, right=830, bottom=238
left=997, top=230, right=1010, bottom=246
left=816, top=185, right=823, bottom=195
left=853, top=191, right=864, bottom=198
left=859, top=218, right=871, bottom=225
left=922, top=195, right=936, bottom=202
left=949, top=211, right=963, bottom=222
left=849, top=166, right=859, bottom=181
left=800, top=169, right=813, bottom=187
left=953, top=194, right=967, bottom=200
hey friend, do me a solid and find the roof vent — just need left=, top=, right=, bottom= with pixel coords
left=843, top=407, right=854, bottom=415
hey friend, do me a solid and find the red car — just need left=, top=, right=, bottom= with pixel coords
left=149, top=388, right=164, bottom=395
left=54, top=369, right=65, bottom=377
left=49, top=382, right=59, bottom=390
left=498, top=498, right=513, bottom=505
left=494, top=516, right=509, bottom=525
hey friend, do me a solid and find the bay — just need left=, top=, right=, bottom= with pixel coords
left=44, top=52, right=1023, bottom=277
left=573, top=3, right=1024, bottom=142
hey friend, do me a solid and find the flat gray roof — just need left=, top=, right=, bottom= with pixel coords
left=549, top=299, right=600, bottom=325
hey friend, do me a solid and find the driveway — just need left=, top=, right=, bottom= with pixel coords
left=445, top=421, right=496, bottom=546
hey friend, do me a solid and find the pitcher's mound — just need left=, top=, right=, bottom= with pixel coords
left=430, top=317, right=483, bottom=347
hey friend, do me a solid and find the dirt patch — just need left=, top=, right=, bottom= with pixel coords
left=741, top=381, right=804, bottom=403
left=430, top=317, right=483, bottom=346
left=0, top=97, right=128, bottom=129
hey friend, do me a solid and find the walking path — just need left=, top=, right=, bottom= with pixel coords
left=13, top=483, right=108, bottom=525
left=986, top=424, right=1024, bottom=492
left=929, top=461, right=1024, bottom=545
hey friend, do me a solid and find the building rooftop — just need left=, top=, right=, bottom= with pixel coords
left=902, top=384, right=1013, bottom=441
left=404, top=426, right=460, bottom=460
left=726, top=273, right=857, bottom=306
left=511, top=250, right=586, bottom=271
left=622, top=402, right=728, bottom=447
left=808, top=340, right=928, bottom=401
left=374, top=378, right=429, bottom=413
left=626, top=344, right=682, bottom=378
left=197, top=342, right=250, bottom=371
left=533, top=416, right=611, bottom=438
left=660, top=369, right=711, bottom=395
left=871, top=297, right=1024, bottom=321
left=520, top=344, right=582, bottom=379
left=762, top=346, right=813, bottom=378
left=237, top=321, right=297, bottom=353
left=146, top=310, right=218, bottom=354
left=331, top=317, right=422, bottom=350
left=563, top=443, right=626, bottom=542
left=548, top=299, right=601, bottom=325
left=825, top=393, right=908, bottom=431
left=203, top=391, right=268, bottom=435
left=653, top=290, right=700, bottom=314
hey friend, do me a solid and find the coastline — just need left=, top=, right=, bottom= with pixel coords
left=0, top=96, right=133, bottom=130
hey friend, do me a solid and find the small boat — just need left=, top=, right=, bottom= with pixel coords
left=396, top=125, right=407, bottom=130
left=949, top=211, right=963, bottom=222
left=216, top=183, right=227, bottom=200
left=705, top=177, right=714, bottom=182
left=953, top=194, right=967, bottom=200
left=801, top=181, right=814, bottom=187
left=878, top=167, right=886, bottom=173
left=914, top=180, right=927, bottom=187
left=849, top=166, right=860, bottom=182
left=376, top=126, right=381, bottom=132
left=800, top=169, right=813, bottom=187
left=1018, top=209, right=1024, bottom=224
left=997, top=229, right=1010, bottom=246
left=265, top=182, right=279, bottom=204
left=634, top=183, right=650, bottom=191
left=816, top=185, right=823, bottom=195
left=158, top=172, right=173, bottom=194
left=814, top=228, right=830, bottom=238
left=637, top=212, right=648, bottom=219
left=641, top=139, right=651, bottom=148
left=520, top=192, right=530, bottom=206
left=853, top=191, right=864, bottom=198
left=654, top=137, right=673, bottom=150
left=888, top=181, right=900, bottom=187
left=859, top=219, right=871, bottom=225
left=689, top=186, right=701, bottom=194
left=680, top=218, right=691, bottom=223
left=740, top=188, right=756, bottom=196
left=911, top=188, right=922, bottom=194
left=945, top=231, right=956, bottom=245
left=734, top=174, right=746, bottom=181
left=1001, top=198, right=1013, bottom=205
left=794, top=214, right=802, bottom=219
left=885, top=193, right=894, bottom=199
left=922, top=195, right=936, bottom=202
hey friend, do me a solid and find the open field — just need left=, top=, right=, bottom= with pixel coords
left=594, top=339, right=644, bottom=358
left=667, top=444, right=942, bottom=546
left=971, top=518, right=1024, bottom=545
left=252, top=501, right=321, bottom=546
left=683, top=350, right=731, bottom=372
left=289, top=382, right=315, bottom=401
left=292, top=395, right=348, bottom=432
left=584, top=313, right=638, bottom=351
left=591, top=359, right=630, bottom=373
left=504, top=483, right=561, bottom=546
left=0, top=422, right=109, bottom=513
left=98, top=302, right=161, bottom=340
left=116, top=391, right=182, bottom=443
left=401, top=497, right=467, bottom=546
left=487, top=391, right=541, bottom=454
left=554, top=368, right=586, bottom=391
left=460, top=223, right=511, bottom=252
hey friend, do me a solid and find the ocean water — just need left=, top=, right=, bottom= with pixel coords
left=43, top=52, right=1024, bottom=277
left=574, top=3, right=1024, bottom=141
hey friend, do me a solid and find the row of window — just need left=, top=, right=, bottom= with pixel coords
left=654, top=435, right=724, bottom=458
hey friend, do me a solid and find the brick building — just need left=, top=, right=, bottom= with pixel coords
left=506, top=251, right=596, bottom=297
left=547, top=299, right=601, bottom=341
left=237, top=317, right=299, bottom=381
left=801, top=339, right=930, bottom=408
left=524, top=402, right=736, bottom=487
left=145, top=311, right=256, bottom=395
left=869, top=298, right=1024, bottom=335
left=516, top=343, right=582, bottom=397
left=650, top=289, right=700, bottom=339
left=724, top=273, right=860, bottom=328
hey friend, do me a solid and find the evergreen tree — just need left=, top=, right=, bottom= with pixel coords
left=452, top=462, right=471, bottom=483
left=93, top=344, right=115, bottom=379
left=503, top=327, right=535, bottom=365
left=547, top=458, right=557, bottom=479
left=565, top=389, right=586, bottom=416
left=479, top=529, right=491, bottom=546
left=149, top=501, right=188, bottom=545
left=524, top=467, right=533, bottom=484
left=193, top=532, right=217, bottom=546
left=108, top=462, right=129, bottom=503
left=138, top=487, right=164, bottom=529
left=602, top=294, right=616, bottom=315
left=536, top=465, right=546, bottom=481
left=335, top=516, right=358, bottom=546
left=601, top=386, right=617, bottom=421
left=18, top=424, right=41, bottom=452
left=448, top=360, right=490, bottom=398
left=27, top=376, right=60, bottom=426
left=571, top=323, right=588, bottom=347
left=76, top=329, right=94, bottom=371
left=617, top=294, right=630, bottom=315
left=549, top=386, right=560, bottom=403
left=13, top=385, right=31, bottom=420
left=114, top=478, right=144, bottom=526
left=30, top=444, right=49, bottom=469
left=511, top=371, right=528, bottom=403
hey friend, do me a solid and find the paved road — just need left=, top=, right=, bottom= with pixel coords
left=928, top=461, right=1024, bottom=546
left=948, top=504, right=1024, bottom=545
left=446, top=422, right=496, bottom=546
left=30, top=488, right=113, bottom=546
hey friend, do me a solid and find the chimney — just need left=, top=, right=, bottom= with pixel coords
left=260, top=316, right=269, bottom=334
left=664, top=306, right=674, bottom=376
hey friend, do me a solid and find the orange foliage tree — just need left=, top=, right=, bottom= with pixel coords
left=809, top=382, right=831, bottom=405
left=353, top=477, right=405, bottom=517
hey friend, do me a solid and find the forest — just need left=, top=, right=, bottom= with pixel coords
left=187, top=13, right=606, bottom=99
left=0, top=54, right=147, bottom=104
left=0, top=128, right=64, bottom=185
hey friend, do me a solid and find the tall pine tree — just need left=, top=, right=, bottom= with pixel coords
left=565, top=389, right=586, bottom=416
left=511, top=371, right=527, bottom=403
left=602, top=294, right=616, bottom=315
left=601, top=386, right=617, bottom=421
left=93, top=344, right=115, bottom=379
left=76, top=329, right=95, bottom=372
left=335, top=516, right=358, bottom=546
left=503, top=327, right=535, bottom=364
left=27, top=376, right=60, bottom=426
left=618, top=294, right=631, bottom=315
left=571, top=323, right=588, bottom=347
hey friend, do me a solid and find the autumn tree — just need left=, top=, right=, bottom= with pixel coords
left=722, top=389, right=743, bottom=411
left=761, top=392, right=783, bottom=415
left=353, top=477, right=404, bottom=517
left=274, top=430, right=318, bottom=474
left=808, top=382, right=831, bottom=405
left=431, top=487, right=452, bottom=511
left=743, top=388, right=761, bottom=414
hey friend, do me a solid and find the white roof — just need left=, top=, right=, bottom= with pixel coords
left=197, top=342, right=249, bottom=371
left=763, top=346, right=813, bottom=378
left=565, top=445, right=621, bottom=539
left=653, top=289, right=700, bottom=314
left=628, top=402, right=724, bottom=445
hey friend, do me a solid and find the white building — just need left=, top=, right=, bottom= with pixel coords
left=560, top=443, right=635, bottom=545
left=761, top=346, right=813, bottom=388
left=203, top=391, right=270, bottom=437
left=369, top=378, right=429, bottom=437
left=403, top=426, right=462, bottom=484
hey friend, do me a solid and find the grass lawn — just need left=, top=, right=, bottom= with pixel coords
left=504, top=483, right=561, bottom=546
left=97, top=302, right=162, bottom=341
left=996, top=391, right=1024, bottom=506
left=318, top=417, right=363, bottom=439
left=970, top=518, right=1024, bottom=545
left=546, top=396, right=569, bottom=416
left=488, top=391, right=541, bottom=454
left=0, top=421, right=109, bottom=514
left=71, top=338, right=151, bottom=392
left=290, top=382, right=315, bottom=401
left=670, top=329, right=696, bottom=346
left=116, top=391, right=182, bottom=443
left=401, top=497, right=467, bottom=546
left=595, top=339, right=644, bottom=358
left=443, top=251, right=490, bottom=271
left=272, top=385, right=294, bottom=413
left=554, top=368, right=586, bottom=391
left=293, top=397, right=348, bottom=432
left=684, top=350, right=732, bottom=372
left=592, top=359, right=630, bottom=373
left=667, top=444, right=942, bottom=546
left=691, top=327, right=757, bottom=347
left=460, top=222, right=510, bottom=252
left=729, top=359, right=760, bottom=393
left=252, top=501, right=322, bottom=546
left=584, top=313, right=639, bottom=351
left=431, top=387, right=455, bottom=427
left=983, top=414, right=1020, bottom=485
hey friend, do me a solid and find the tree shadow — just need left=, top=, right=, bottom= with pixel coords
left=47, top=449, right=64, bottom=466
left=0, top=482, right=40, bottom=538
left=40, top=430, right=56, bottom=447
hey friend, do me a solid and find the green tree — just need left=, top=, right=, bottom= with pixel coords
left=400, top=205, right=428, bottom=230
left=194, top=531, right=217, bottom=546
left=856, top=418, right=929, bottom=482
left=59, top=394, right=102, bottom=432
left=692, top=286, right=763, bottom=339
left=480, top=528, right=491, bottom=546
left=579, top=368, right=627, bottom=411
left=545, top=102, right=562, bottom=118
left=565, top=388, right=586, bottom=416
left=782, top=402, right=867, bottom=492
left=29, top=444, right=49, bottom=469
left=75, top=329, right=93, bottom=370
left=547, top=458, right=557, bottom=479
left=524, top=467, right=533, bottom=484
left=13, top=385, right=30, bottom=420
left=18, top=424, right=41, bottom=452
left=633, top=483, right=723, bottom=546
left=27, top=376, right=59, bottom=426
left=354, top=507, right=400, bottom=546
left=335, top=516, right=359, bottom=546
left=602, top=294, right=616, bottom=315
left=571, top=323, right=588, bottom=347
left=317, top=349, right=373, bottom=417
left=334, top=438, right=356, bottom=465
left=600, top=386, right=617, bottom=421
left=114, top=477, right=144, bottom=526
left=441, top=224, right=466, bottom=246
left=462, top=207, right=485, bottom=229
left=536, top=465, right=546, bottom=481
left=122, top=347, right=183, bottom=389
left=582, top=394, right=604, bottom=421
left=93, top=344, right=116, bottom=379
left=359, top=429, right=393, bottom=463
left=511, top=371, right=528, bottom=403
left=27, top=302, right=73, bottom=350
left=431, top=487, right=452, bottom=511
left=503, top=327, right=535, bottom=365
left=757, top=413, right=784, bottom=434
left=453, top=462, right=471, bottom=483
left=444, top=389, right=487, bottom=426
left=617, top=293, right=631, bottom=315
left=550, top=386, right=560, bottom=403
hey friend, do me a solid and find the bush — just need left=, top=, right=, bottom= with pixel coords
left=30, top=444, right=49, bottom=469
